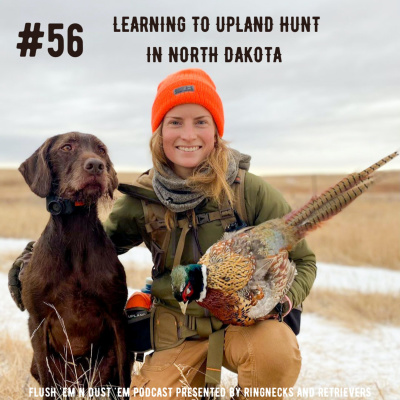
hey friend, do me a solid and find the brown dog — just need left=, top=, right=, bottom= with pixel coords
left=19, top=132, right=130, bottom=398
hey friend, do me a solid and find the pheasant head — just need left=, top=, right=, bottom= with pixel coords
left=171, top=264, right=208, bottom=314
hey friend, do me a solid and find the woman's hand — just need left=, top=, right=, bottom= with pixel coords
left=8, top=241, right=35, bottom=311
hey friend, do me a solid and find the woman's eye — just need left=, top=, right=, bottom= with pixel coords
left=61, top=144, right=72, bottom=152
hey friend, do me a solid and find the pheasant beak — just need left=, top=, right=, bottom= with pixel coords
left=179, top=301, right=188, bottom=315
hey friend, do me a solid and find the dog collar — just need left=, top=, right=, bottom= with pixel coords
left=46, top=194, right=85, bottom=215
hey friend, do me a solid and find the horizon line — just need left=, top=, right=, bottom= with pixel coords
left=1, top=163, right=399, bottom=177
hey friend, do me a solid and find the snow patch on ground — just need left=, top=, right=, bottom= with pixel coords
left=0, top=237, right=36, bottom=253
left=296, top=314, right=400, bottom=399
left=0, top=272, right=30, bottom=342
left=314, top=262, right=400, bottom=294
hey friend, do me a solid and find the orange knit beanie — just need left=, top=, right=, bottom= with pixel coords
left=151, top=69, right=224, bottom=137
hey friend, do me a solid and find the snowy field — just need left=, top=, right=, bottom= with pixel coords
left=1, top=238, right=399, bottom=399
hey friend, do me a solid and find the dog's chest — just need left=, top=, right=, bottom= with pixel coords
left=23, top=243, right=124, bottom=312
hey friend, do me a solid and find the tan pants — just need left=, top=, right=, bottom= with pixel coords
left=130, top=320, right=301, bottom=400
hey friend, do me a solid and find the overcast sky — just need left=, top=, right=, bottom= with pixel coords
left=1, top=0, right=399, bottom=175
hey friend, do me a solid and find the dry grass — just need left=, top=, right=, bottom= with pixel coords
left=0, top=168, right=399, bottom=270
left=0, top=169, right=48, bottom=239
left=264, top=171, right=400, bottom=270
left=305, top=198, right=400, bottom=269
left=0, top=320, right=124, bottom=400
left=0, top=334, right=37, bottom=399
left=303, top=289, right=400, bottom=331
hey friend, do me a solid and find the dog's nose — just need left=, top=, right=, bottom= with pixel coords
left=84, top=158, right=105, bottom=175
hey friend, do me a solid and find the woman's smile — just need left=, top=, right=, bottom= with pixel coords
left=176, top=146, right=202, bottom=152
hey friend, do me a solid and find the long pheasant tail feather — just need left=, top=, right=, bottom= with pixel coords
left=284, top=151, right=398, bottom=238
left=284, top=151, right=398, bottom=227
left=293, top=176, right=374, bottom=238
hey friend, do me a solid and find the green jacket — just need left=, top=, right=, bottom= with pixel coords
left=104, top=169, right=316, bottom=316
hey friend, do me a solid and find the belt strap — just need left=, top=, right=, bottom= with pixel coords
left=204, top=328, right=225, bottom=395
left=195, top=316, right=224, bottom=337
left=196, top=317, right=212, bottom=337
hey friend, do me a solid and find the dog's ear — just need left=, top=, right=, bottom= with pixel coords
left=107, top=162, right=118, bottom=199
left=19, top=137, right=56, bottom=198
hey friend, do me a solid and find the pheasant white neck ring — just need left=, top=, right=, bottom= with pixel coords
left=198, top=264, right=208, bottom=302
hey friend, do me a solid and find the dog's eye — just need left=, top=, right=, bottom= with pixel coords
left=61, top=144, right=72, bottom=152
left=98, top=147, right=106, bottom=155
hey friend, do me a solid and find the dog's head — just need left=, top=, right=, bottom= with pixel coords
left=19, top=132, right=118, bottom=203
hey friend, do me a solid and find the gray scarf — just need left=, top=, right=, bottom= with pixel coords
left=152, top=149, right=251, bottom=213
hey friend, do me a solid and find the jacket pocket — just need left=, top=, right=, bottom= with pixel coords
left=153, top=305, right=183, bottom=351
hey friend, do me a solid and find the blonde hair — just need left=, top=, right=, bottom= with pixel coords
left=150, top=123, right=234, bottom=229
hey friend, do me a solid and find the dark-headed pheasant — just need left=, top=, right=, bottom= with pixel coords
left=171, top=152, right=398, bottom=326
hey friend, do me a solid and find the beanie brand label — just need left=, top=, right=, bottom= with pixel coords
left=174, top=85, right=195, bottom=95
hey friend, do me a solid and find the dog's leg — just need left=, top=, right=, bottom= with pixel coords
left=30, top=357, right=40, bottom=383
left=29, top=317, right=57, bottom=400
left=110, top=316, right=131, bottom=399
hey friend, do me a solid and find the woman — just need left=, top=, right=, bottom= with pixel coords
left=9, top=68, right=316, bottom=399
left=104, top=69, right=316, bottom=399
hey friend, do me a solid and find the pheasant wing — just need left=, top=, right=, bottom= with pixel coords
left=199, top=236, right=256, bottom=295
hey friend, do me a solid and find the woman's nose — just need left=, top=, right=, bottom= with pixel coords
left=180, top=124, right=197, bottom=140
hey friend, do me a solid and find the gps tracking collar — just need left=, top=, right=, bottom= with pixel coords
left=46, top=194, right=85, bottom=215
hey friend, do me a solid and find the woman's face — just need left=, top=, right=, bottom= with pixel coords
left=162, top=103, right=216, bottom=179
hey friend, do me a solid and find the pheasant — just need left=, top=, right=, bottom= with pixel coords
left=171, top=151, right=398, bottom=326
